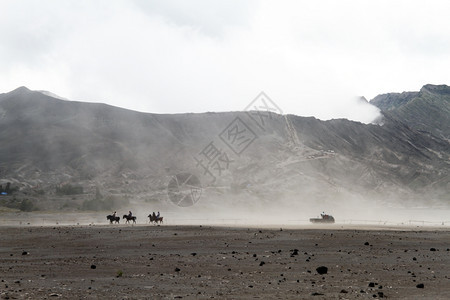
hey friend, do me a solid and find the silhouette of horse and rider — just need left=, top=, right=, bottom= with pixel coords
left=106, top=210, right=136, bottom=224
left=107, top=210, right=163, bottom=225
left=122, top=210, right=137, bottom=224
left=148, top=211, right=163, bottom=224
left=106, top=211, right=120, bottom=224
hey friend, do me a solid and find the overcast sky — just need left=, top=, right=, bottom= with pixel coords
left=1, top=0, right=450, bottom=123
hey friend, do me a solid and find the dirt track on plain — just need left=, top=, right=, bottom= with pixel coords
left=1, top=225, right=449, bottom=299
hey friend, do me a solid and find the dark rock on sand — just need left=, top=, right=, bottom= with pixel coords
left=316, top=266, right=328, bottom=275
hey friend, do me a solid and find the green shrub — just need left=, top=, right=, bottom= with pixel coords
left=19, top=199, right=35, bottom=212
left=56, top=184, right=83, bottom=195
left=1, top=198, right=36, bottom=212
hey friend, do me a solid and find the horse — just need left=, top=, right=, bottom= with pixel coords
left=123, top=215, right=137, bottom=224
left=148, top=214, right=163, bottom=224
left=106, top=215, right=120, bottom=224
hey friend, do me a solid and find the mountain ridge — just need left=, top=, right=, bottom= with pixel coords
left=0, top=85, right=448, bottom=211
left=370, top=84, right=450, bottom=140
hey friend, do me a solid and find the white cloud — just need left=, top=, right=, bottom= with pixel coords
left=1, top=0, right=450, bottom=123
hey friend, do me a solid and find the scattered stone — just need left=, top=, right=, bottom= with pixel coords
left=364, top=242, right=369, bottom=246
left=90, top=265, right=96, bottom=269
left=416, top=283, right=424, bottom=288
left=340, top=289, right=348, bottom=293
left=378, top=291, right=384, bottom=298
left=259, top=261, right=265, bottom=266
left=311, top=292, right=324, bottom=296
left=430, top=248, right=436, bottom=251
left=316, top=266, right=328, bottom=275
left=175, top=267, right=181, bottom=272
left=22, top=251, right=28, bottom=255
left=191, top=253, right=197, bottom=256
left=368, top=282, right=375, bottom=287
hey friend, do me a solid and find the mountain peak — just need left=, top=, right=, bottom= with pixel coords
left=358, top=96, right=369, bottom=104
left=3, top=87, right=68, bottom=102
left=10, top=86, right=32, bottom=94
left=421, top=84, right=450, bottom=96
left=370, top=91, right=419, bottom=111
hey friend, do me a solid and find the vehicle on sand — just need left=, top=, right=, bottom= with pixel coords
left=310, top=213, right=335, bottom=224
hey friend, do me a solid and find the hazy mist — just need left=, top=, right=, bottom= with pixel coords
left=1, top=1, right=450, bottom=123
left=0, top=2, right=449, bottom=229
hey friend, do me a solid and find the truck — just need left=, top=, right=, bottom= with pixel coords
left=310, top=213, right=335, bottom=224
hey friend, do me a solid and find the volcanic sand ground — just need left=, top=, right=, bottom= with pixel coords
left=0, top=224, right=449, bottom=299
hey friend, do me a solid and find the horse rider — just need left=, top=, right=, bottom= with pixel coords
left=152, top=212, right=156, bottom=219
left=112, top=211, right=117, bottom=217
left=156, top=211, right=160, bottom=219
left=128, top=210, right=132, bottom=218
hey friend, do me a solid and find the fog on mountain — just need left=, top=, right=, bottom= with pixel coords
left=0, top=85, right=448, bottom=223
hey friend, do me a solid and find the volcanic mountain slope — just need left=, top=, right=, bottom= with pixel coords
left=370, top=84, right=450, bottom=140
left=0, top=85, right=448, bottom=209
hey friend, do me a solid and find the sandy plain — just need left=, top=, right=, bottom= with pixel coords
left=0, top=221, right=449, bottom=300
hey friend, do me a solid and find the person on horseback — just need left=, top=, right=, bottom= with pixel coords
left=156, top=211, right=160, bottom=218
left=112, top=211, right=116, bottom=217
left=128, top=210, right=132, bottom=218
left=152, top=212, right=156, bottom=219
